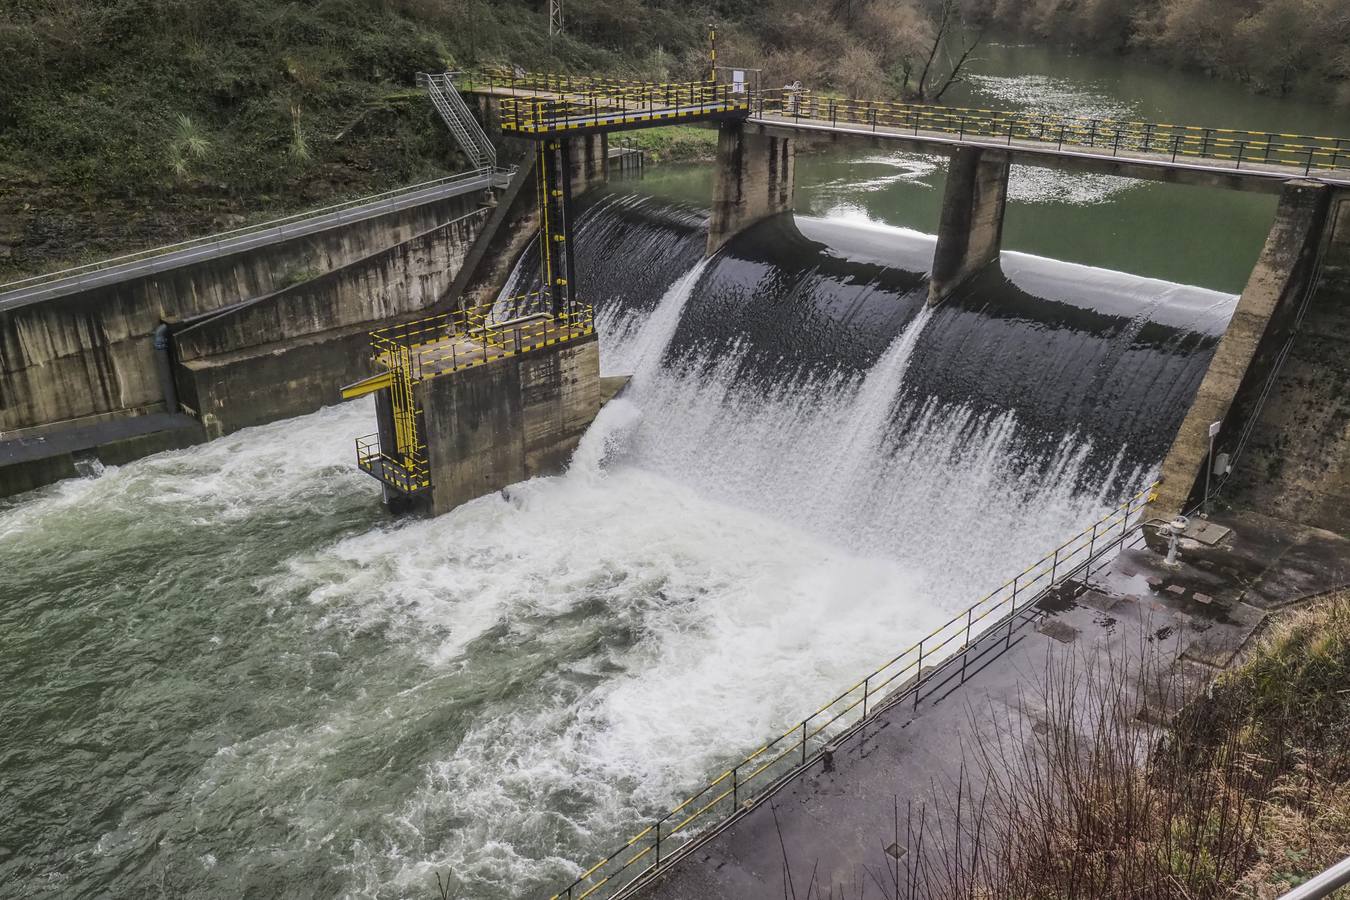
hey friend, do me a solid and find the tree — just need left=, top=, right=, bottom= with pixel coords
left=899, top=0, right=986, bottom=103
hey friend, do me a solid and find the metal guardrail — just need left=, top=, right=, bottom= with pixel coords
left=0, top=167, right=513, bottom=308
left=1277, top=855, right=1350, bottom=899
left=548, top=484, right=1158, bottom=900
left=753, top=91, right=1350, bottom=174
left=355, top=434, right=430, bottom=495
left=419, top=72, right=498, bottom=168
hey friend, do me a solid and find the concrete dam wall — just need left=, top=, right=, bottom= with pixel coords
left=0, top=191, right=482, bottom=435
left=1151, top=183, right=1350, bottom=536
left=0, top=189, right=491, bottom=498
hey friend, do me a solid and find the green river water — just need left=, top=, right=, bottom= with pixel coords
left=1, top=41, right=1345, bottom=900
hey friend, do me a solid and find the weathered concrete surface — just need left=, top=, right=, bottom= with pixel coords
left=176, top=323, right=376, bottom=439
left=419, top=335, right=600, bottom=517
left=1220, top=189, right=1350, bottom=534
left=1149, top=180, right=1331, bottom=521
left=0, top=191, right=482, bottom=434
left=707, top=122, right=795, bottom=255
left=635, top=512, right=1350, bottom=899
left=170, top=208, right=489, bottom=438
left=0, top=413, right=203, bottom=498
left=929, top=147, right=1011, bottom=305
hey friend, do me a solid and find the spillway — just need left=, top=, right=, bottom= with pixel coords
left=0, top=189, right=1236, bottom=898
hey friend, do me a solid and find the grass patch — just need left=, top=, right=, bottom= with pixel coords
left=614, top=125, right=719, bottom=165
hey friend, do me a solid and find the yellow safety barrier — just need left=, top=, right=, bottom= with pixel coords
left=455, top=68, right=1347, bottom=171
left=755, top=90, right=1350, bottom=173
left=456, top=70, right=749, bottom=135
left=547, top=482, right=1158, bottom=900
left=354, top=293, right=595, bottom=495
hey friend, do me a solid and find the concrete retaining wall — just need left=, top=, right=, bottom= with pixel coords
left=1222, top=188, right=1350, bottom=534
left=1149, top=180, right=1340, bottom=529
left=0, top=192, right=481, bottom=433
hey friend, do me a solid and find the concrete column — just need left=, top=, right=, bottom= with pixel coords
left=1148, top=180, right=1332, bottom=521
left=707, top=122, right=795, bottom=255
left=928, top=147, right=1012, bottom=306
left=419, top=336, right=600, bottom=517
left=568, top=133, right=609, bottom=194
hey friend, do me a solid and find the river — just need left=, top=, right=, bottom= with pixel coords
left=0, top=42, right=1341, bottom=899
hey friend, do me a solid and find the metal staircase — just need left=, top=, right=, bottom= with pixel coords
left=417, top=72, right=497, bottom=169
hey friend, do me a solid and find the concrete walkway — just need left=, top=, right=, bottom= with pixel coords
left=633, top=511, right=1350, bottom=899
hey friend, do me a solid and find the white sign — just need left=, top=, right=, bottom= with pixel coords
left=1209, top=420, right=1222, bottom=438
left=732, top=70, right=746, bottom=93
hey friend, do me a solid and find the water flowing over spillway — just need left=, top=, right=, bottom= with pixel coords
left=0, top=190, right=1237, bottom=898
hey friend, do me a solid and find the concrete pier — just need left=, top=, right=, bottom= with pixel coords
left=707, top=122, right=795, bottom=255
left=928, top=146, right=1012, bottom=305
left=1149, top=180, right=1339, bottom=527
left=419, top=335, right=601, bottom=516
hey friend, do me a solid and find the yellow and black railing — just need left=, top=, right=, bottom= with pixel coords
left=348, top=294, right=595, bottom=495
left=454, top=70, right=748, bottom=135
left=498, top=81, right=747, bottom=135
left=754, top=90, right=1350, bottom=173
left=546, top=483, right=1159, bottom=900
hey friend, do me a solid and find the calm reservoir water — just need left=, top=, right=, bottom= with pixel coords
left=1, top=43, right=1343, bottom=899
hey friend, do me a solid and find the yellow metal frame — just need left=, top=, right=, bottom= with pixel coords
left=458, top=70, right=748, bottom=136
left=354, top=294, right=596, bottom=496
left=547, top=482, right=1160, bottom=900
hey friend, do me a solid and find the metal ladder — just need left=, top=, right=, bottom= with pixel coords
left=418, top=72, right=497, bottom=169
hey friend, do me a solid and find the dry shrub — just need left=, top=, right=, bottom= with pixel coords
left=884, top=592, right=1350, bottom=899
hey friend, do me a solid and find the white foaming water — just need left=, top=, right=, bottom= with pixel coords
left=596, top=257, right=712, bottom=379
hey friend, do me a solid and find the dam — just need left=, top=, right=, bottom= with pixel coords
left=2, top=46, right=1349, bottom=900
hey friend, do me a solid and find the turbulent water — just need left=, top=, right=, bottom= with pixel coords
left=1, top=179, right=1237, bottom=897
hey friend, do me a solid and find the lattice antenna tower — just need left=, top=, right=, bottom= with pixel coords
left=549, top=0, right=564, bottom=36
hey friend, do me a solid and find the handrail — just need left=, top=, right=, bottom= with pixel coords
left=547, top=483, right=1159, bottom=900
left=751, top=89, right=1350, bottom=174
left=418, top=72, right=498, bottom=168
left=455, top=70, right=748, bottom=135
left=0, top=168, right=512, bottom=304
left=1276, top=856, right=1350, bottom=900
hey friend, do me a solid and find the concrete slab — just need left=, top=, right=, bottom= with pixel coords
left=0, top=412, right=199, bottom=466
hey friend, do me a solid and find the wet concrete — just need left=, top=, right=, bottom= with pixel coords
left=633, top=512, right=1349, bottom=899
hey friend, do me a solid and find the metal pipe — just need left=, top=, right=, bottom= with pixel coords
left=153, top=322, right=179, bottom=414
left=1276, top=855, right=1350, bottom=899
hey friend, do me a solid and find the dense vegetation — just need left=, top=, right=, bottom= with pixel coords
left=984, top=0, right=1350, bottom=102
left=1, top=0, right=1347, bottom=278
